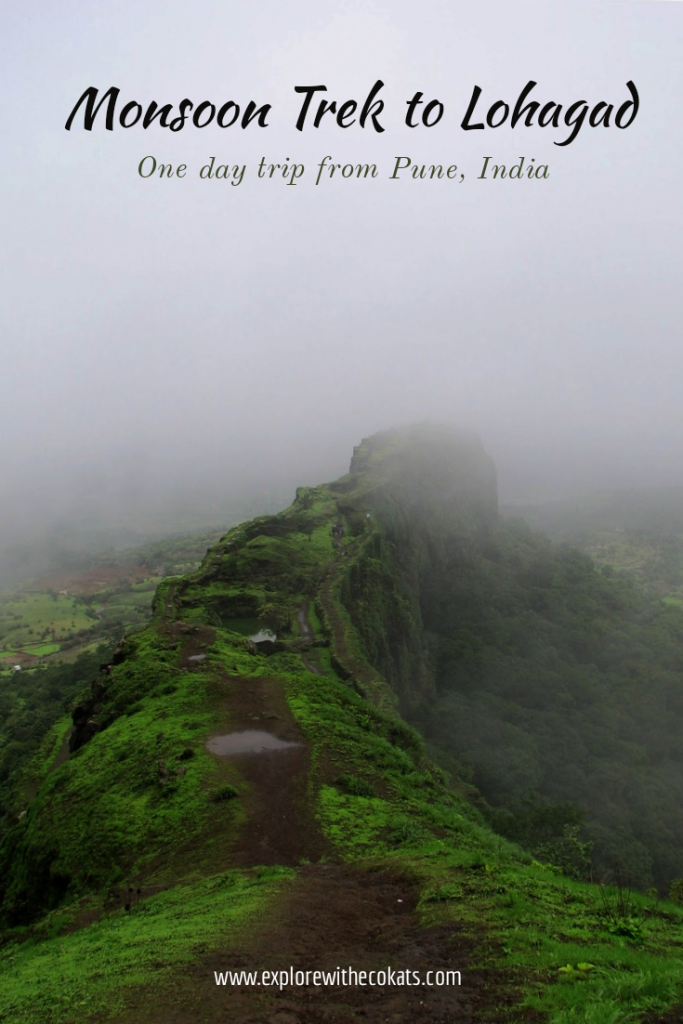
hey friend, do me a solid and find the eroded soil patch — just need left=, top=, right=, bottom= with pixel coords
left=118, top=864, right=524, bottom=1024
left=211, top=674, right=329, bottom=869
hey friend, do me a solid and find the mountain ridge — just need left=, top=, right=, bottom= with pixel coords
left=2, top=423, right=683, bottom=1024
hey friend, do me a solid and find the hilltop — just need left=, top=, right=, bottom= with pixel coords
left=1, top=424, right=683, bottom=1023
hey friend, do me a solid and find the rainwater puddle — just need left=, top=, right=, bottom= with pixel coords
left=207, top=731, right=299, bottom=755
left=188, top=653, right=206, bottom=662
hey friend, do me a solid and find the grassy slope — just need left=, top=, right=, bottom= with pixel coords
left=1, top=433, right=683, bottom=1023
left=0, top=530, right=235, bottom=832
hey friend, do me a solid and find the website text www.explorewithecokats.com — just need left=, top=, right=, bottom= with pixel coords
left=214, top=967, right=462, bottom=990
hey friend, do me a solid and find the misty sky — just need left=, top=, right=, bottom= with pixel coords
left=2, top=0, right=683, bottom=549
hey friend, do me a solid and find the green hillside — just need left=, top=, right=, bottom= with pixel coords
left=1, top=425, right=683, bottom=1023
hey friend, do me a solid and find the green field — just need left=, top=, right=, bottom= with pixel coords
left=0, top=595, right=95, bottom=653
left=22, top=643, right=62, bottom=657
left=0, top=501, right=334, bottom=670
left=0, top=528, right=229, bottom=668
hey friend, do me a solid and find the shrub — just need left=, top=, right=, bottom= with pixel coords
left=336, top=774, right=375, bottom=798
left=668, top=878, right=683, bottom=905
left=212, top=785, right=239, bottom=803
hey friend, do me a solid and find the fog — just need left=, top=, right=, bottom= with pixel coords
left=1, top=0, right=682, bottom=579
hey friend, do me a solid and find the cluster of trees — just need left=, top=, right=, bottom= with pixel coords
left=333, top=430, right=683, bottom=889
left=421, top=519, right=683, bottom=890
left=0, top=647, right=111, bottom=832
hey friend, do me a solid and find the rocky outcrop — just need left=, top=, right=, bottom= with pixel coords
left=68, top=677, right=108, bottom=752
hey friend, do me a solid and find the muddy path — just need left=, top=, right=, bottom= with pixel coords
left=121, top=593, right=525, bottom=1020
left=213, top=673, right=329, bottom=868
left=296, top=604, right=314, bottom=642
left=120, top=863, right=523, bottom=1024
left=113, top=609, right=524, bottom=1021
left=230, top=743, right=327, bottom=867
left=297, top=602, right=323, bottom=676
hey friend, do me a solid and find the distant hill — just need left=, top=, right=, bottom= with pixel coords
left=501, top=486, right=683, bottom=539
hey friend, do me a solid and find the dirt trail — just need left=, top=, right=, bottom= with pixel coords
left=122, top=597, right=525, bottom=1022
left=297, top=602, right=323, bottom=676
left=214, top=673, right=328, bottom=868
left=121, top=864, right=523, bottom=1024
left=230, top=743, right=327, bottom=868
left=297, top=604, right=314, bottom=642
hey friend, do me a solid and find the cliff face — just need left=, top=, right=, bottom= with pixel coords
left=336, top=424, right=498, bottom=711
left=348, top=424, right=498, bottom=534
left=334, top=428, right=683, bottom=890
